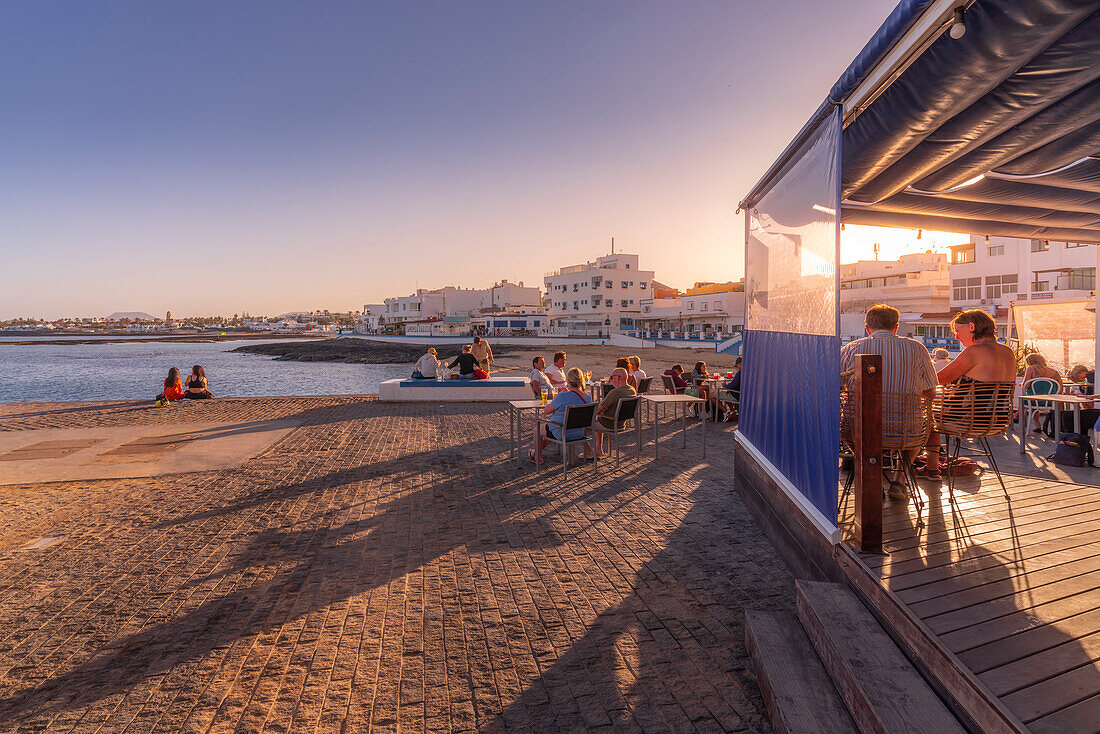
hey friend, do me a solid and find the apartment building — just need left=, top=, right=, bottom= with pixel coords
left=544, top=253, right=654, bottom=336
left=443, top=280, right=541, bottom=317
left=637, top=282, right=745, bottom=334
left=949, top=235, right=1096, bottom=311
left=383, top=289, right=447, bottom=325
left=839, top=252, right=950, bottom=338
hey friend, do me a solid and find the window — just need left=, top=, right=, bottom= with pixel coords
left=621, top=281, right=628, bottom=288
left=988, top=245, right=1004, bottom=256
left=1066, top=241, right=1089, bottom=248
left=1057, top=267, right=1096, bottom=291
left=688, top=302, right=695, bottom=310
left=629, top=299, right=634, bottom=305
left=640, top=282, right=647, bottom=289
left=952, top=245, right=976, bottom=264
left=606, top=281, right=613, bottom=288
left=1031, top=239, right=1050, bottom=252
left=1032, top=280, right=1049, bottom=293
left=625, top=263, right=631, bottom=269
left=714, top=301, right=722, bottom=310
left=620, top=299, right=628, bottom=308
left=701, top=303, right=708, bottom=311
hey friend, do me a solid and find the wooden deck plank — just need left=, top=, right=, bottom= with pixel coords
left=940, top=593, right=1100, bottom=654
left=884, top=529, right=1100, bottom=593
left=959, top=607, right=1100, bottom=674
left=873, top=502, right=1100, bottom=569
left=926, top=571, right=1100, bottom=636
left=876, top=478, right=1093, bottom=531
left=905, top=552, right=1100, bottom=618
left=1001, top=657, right=1100, bottom=723
left=980, top=629, right=1100, bottom=697
left=1027, top=691, right=1100, bottom=734
left=879, top=495, right=1100, bottom=556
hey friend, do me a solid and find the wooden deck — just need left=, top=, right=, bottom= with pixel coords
left=839, top=471, right=1100, bottom=734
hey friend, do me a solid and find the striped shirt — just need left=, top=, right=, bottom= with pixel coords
left=840, top=331, right=937, bottom=395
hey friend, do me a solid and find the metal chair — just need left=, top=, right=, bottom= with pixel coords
left=1021, top=377, right=1060, bottom=435
left=636, top=376, right=654, bottom=394
left=594, top=396, right=640, bottom=466
left=933, top=380, right=1016, bottom=495
left=536, top=402, right=597, bottom=477
left=600, top=382, right=614, bottom=399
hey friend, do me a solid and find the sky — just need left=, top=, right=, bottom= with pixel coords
left=1, top=0, right=927, bottom=320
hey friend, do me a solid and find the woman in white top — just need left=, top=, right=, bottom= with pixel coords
left=413, top=348, right=439, bottom=379
left=628, top=355, right=646, bottom=388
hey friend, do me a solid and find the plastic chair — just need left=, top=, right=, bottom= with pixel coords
left=933, top=380, right=1016, bottom=495
left=536, top=402, right=597, bottom=478
left=594, top=396, right=640, bottom=466
left=1022, top=377, right=1060, bottom=435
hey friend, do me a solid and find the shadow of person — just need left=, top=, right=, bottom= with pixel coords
left=482, top=462, right=793, bottom=733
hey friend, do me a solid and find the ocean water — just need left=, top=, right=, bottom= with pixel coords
left=0, top=339, right=410, bottom=402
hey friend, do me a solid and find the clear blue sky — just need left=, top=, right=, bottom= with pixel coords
left=1, top=0, right=900, bottom=319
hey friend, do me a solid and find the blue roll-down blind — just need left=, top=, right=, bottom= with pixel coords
left=741, top=109, right=842, bottom=534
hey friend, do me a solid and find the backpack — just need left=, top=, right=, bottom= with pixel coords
left=1049, top=432, right=1094, bottom=467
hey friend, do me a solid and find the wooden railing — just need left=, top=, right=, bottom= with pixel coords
left=853, top=353, right=883, bottom=554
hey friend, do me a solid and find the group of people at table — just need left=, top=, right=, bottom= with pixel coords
left=524, top=352, right=741, bottom=463
left=841, top=303, right=1096, bottom=501
left=411, top=337, right=495, bottom=379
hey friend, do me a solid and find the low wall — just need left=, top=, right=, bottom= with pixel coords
left=348, top=335, right=612, bottom=346
left=378, top=377, right=533, bottom=402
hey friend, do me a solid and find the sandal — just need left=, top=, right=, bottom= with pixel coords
left=886, top=480, right=909, bottom=501
left=913, top=465, right=942, bottom=481
left=528, top=449, right=538, bottom=464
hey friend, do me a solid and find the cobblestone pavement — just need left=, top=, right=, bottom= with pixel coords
left=0, top=398, right=793, bottom=733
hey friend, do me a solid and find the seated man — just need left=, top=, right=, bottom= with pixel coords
left=839, top=304, right=937, bottom=500
left=530, top=355, right=553, bottom=398
left=545, top=351, right=568, bottom=391
left=448, top=345, right=480, bottom=380
left=596, top=368, right=637, bottom=450
left=412, top=347, right=439, bottom=379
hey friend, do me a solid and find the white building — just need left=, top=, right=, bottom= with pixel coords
left=949, top=236, right=1095, bottom=311
left=383, top=289, right=448, bottom=325
left=544, top=252, right=654, bottom=336
left=403, top=317, right=471, bottom=337
left=355, top=304, right=386, bottom=334
left=637, top=283, right=745, bottom=336
left=472, top=312, right=549, bottom=336
left=839, top=252, right=950, bottom=339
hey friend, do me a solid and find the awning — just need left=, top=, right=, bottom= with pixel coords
left=743, top=0, right=1100, bottom=243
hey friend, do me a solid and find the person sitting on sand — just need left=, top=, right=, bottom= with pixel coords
left=184, top=365, right=215, bottom=399
left=413, top=348, right=439, bottom=379
left=158, top=367, right=185, bottom=402
left=449, top=345, right=479, bottom=380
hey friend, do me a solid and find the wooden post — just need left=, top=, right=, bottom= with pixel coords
left=853, top=353, right=883, bottom=553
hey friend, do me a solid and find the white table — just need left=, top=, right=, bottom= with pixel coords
left=1018, top=393, right=1096, bottom=453
left=640, top=394, right=707, bottom=459
left=509, top=398, right=546, bottom=468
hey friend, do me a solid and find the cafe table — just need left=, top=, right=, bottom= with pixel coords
left=1018, top=393, right=1097, bottom=453
left=639, top=394, right=707, bottom=459
left=509, top=398, right=546, bottom=468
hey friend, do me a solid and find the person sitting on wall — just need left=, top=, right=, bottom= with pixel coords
left=449, top=344, right=479, bottom=380
left=412, top=347, right=439, bottom=379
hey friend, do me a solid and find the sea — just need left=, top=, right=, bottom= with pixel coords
left=0, top=337, right=410, bottom=403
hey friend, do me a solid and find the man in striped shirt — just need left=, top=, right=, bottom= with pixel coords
left=840, top=304, right=937, bottom=499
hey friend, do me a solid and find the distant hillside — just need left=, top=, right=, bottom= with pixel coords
left=107, top=311, right=156, bottom=321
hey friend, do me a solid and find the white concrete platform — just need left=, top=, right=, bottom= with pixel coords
left=379, top=377, right=532, bottom=402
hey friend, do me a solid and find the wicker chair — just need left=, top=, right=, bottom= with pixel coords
left=839, top=391, right=931, bottom=512
left=932, top=380, right=1015, bottom=494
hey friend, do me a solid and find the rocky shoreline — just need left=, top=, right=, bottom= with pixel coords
left=231, top=339, right=517, bottom=364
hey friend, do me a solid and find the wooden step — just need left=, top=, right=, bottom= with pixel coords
left=796, top=580, right=966, bottom=734
left=745, top=610, right=858, bottom=734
